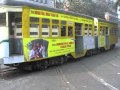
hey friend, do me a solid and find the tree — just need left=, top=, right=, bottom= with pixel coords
left=116, top=0, right=120, bottom=5
left=55, top=0, right=117, bottom=19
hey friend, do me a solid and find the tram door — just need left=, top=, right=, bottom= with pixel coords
left=75, top=23, right=83, bottom=54
left=9, top=12, right=23, bottom=55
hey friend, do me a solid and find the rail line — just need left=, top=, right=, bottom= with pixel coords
left=0, top=68, right=17, bottom=76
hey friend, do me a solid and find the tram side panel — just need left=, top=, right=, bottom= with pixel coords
left=0, top=12, right=9, bottom=59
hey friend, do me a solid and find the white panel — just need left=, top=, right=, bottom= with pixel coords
left=83, top=36, right=95, bottom=50
left=30, top=27, right=39, bottom=37
left=42, top=28, right=49, bottom=32
left=52, top=28, right=58, bottom=32
left=0, top=27, right=9, bottom=59
left=3, top=55, right=24, bottom=64
left=0, top=7, right=7, bottom=13
left=42, top=28, right=49, bottom=37
left=0, top=6, right=22, bottom=12
left=52, top=28, right=58, bottom=37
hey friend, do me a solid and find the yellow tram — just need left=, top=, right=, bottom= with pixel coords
left=0, top=0, right=118, bottom=70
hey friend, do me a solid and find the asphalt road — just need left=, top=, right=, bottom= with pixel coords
left=0, top=40, right=120, bottom=90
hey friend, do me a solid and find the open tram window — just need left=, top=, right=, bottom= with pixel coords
left=30, top=17, right=39, bottom=23
left=68, top=26, right=73, bottom=37
left=42, top=24, right=50, bottom=37
left=102, top=26, right=106, bottom=35
left=61, top=26, right=66, bottom=36
left=30, top=24, right=39, bottom=37
left=41, top=18, right=50, bottom=37
left=94, top=26, right=98, bottom=35
left=52, top=19, right=59, bottom=37
left=0, top=13, right=6, bottom=26
left=30, top=17, right=40, bottom=37
left=75, top=23, right=82, bottom=36
left=52, top=25, right=59, bottom=37
left=100, top=26, right=103, bottom=35
left=42, top=18, right=50, bottom=24
left=88, top=24, right=92, bottom=35
left=68, top=21, right=73, bottom=37
left=61, top=21, right=66, bottom=36
left=106, top=27, right=109, bottom=35
left=52, top=19, right=59, bottom=24
left=84, top=24, right=89, bottom=35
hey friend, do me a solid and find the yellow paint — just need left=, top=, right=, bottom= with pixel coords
left=29, top=8, right=93, bottom=24
left=99, top=36, right=105, bottom=47
left=22, top=7, right=30, bottom=38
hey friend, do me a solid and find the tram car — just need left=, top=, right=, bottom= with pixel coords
left=0, top=0, right=118, bottom=70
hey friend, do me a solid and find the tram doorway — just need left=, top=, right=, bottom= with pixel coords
left=8, top=12, right=23, bottom=55
left=75, top=23, right=84, bottom=54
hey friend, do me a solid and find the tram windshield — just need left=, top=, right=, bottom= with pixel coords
left=0, top=13, right=6, bottom=26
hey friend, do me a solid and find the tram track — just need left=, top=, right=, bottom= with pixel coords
left=55, top=66, right=76, bottom=90
left=0, top=67, right=17, bottom=76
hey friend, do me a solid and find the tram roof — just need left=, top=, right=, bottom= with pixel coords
left=0, top=0, right=118, bottom=24
left=0, top=0, right=94, bottom=19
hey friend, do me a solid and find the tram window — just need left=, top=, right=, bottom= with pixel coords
left=42, top=24, right=49, bottom=37
left=30, top=32, right=38, bottom=35
left=89, top=24, right=92, bottom=35
left=30, top=24, right=39, bottom=28
left=0, top=13, right=6, bottom=26
left=75, top=23, right=82, bottom=35
left=94, top=26, right=97, bottom=31
left=42, top=24, right=49, bottom=28
left=30, top=17, right=39, bottom=22
left=42, top=18, right=50, bottom=23
left=94, top=26, right=98, bottom=35
left=52, top=25, right=59, bottom=37
left=52, top=20, right=59, bottom=24
left=42, top=32, right=48, bottom=35
left=85, top=24, right=88, bottom=27
left=68, top=27, right=73, bottom=36
left=61, top=26, right=66, bottom=36
left=84, top=24, right=89, bottom=35
left=100, top=26, right=102, bottom=35
left=30, top=24, right=39, bottom=37
left=106, top=27, right=109, bottom=35
left=61, top=21, right=66, bottom=25
left=52, top=25, right=58, bottom=28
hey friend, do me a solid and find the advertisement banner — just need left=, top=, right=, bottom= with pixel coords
left=23, top=38, right=75, bottom=61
